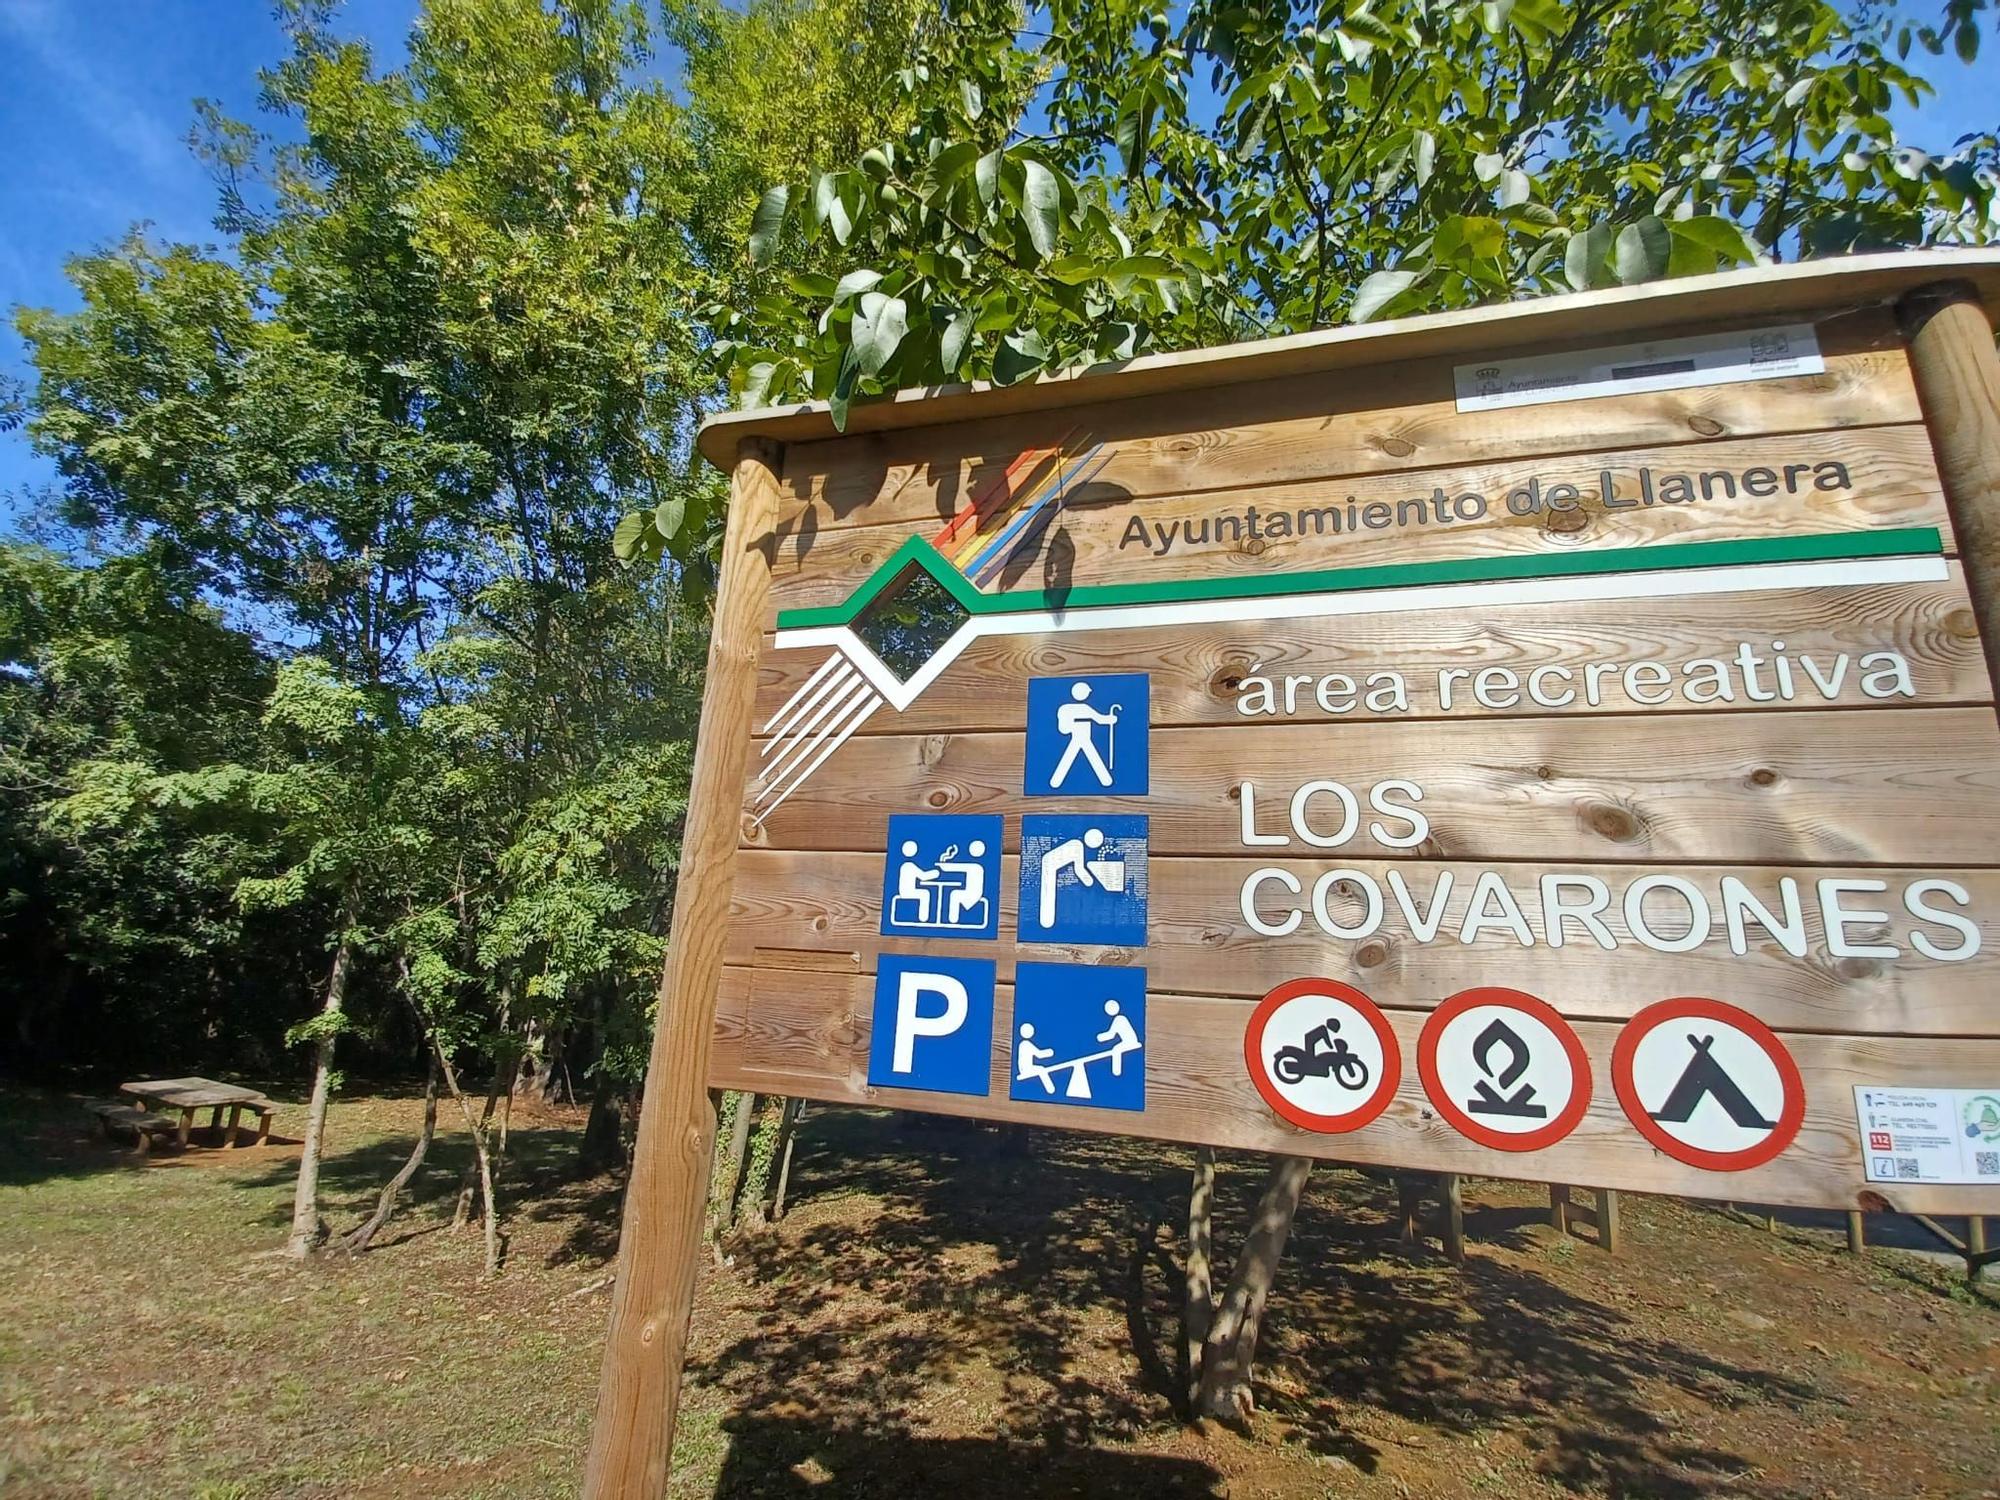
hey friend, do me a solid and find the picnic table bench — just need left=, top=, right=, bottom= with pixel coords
left=116, top=1078, right=278, bottom=1149
left=87, top=1100, right=183, bottom=1153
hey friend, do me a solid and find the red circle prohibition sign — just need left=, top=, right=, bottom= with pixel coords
left=1611, top=997, right=1805, bottom=1172
left=1244, top=977, right=1401, bottom=1134
left=1416, top=986, right=1593, bottom=1153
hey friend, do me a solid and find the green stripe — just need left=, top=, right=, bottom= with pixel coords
left=775, top=526, right=1944, bottom=630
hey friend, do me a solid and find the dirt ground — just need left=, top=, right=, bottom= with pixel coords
left=0, top=1084, right=1995, bottom=1499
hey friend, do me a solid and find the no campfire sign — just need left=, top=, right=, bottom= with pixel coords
left=587, top=252, right=2000, bottom=1494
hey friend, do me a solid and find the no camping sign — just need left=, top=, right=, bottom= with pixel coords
left=586, top=254, right=2000, bottom=1494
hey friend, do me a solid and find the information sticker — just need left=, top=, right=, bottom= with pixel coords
left=1453, top=323, right=1823, bottom=411
left=1854, top=1086, right=2000, bottom=1186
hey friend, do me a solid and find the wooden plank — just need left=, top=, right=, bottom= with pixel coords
left=743, top=707, right=2000, bottom=865
left=766, top=422, right=1949, bottom=615
left=696, top=254, right=2000, bottom=470
left=585, top=438, right=785, bottom=1499
left=707, top=962, right=2000, bottom=1214
left=724, top=852, right=2000, bottom=1036
left=757, top=566, right=1993, bottom=735
left=771, top=320, right=1913, bottom=537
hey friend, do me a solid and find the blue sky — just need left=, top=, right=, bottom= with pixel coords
left=2, top=1, right=1992, bottom=509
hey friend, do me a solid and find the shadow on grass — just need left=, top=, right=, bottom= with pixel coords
left=691, top=1107, right=1824, bottom=1499
left=713, top=1419, right=1225, bottom=1497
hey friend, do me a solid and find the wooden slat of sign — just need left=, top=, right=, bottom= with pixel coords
left=775, top=317, right=1913, bottom=530
left=766, top=424, right=1952, bottom=615
left=756, top=568, right=1992, bottom=735
left=742, top=706, right=2000, bottom=865
left=724, top=852, right=2000, bottom=1037
left=708, top=962, right=2000, bottom=1214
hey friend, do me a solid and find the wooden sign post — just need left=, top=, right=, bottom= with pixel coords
left=586, top=252, right=2000, bottom=1495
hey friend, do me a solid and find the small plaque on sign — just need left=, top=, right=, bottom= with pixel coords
left=1453, top=323, right=1823, bottom=411
left=1854, top=1086, right=2000, bottom=1186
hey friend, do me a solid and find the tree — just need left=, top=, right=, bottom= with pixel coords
left=681, top=0, right=2000, bottom=1422
left=14, top=0, right=720, bottom=1258
left=0, top=542, right=297, bottom=1072
left=694, top=0, right=1998, bottom=444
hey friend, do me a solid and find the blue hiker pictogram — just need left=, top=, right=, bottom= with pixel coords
left=1017, top=815, right=1148, bottom=945
left=879, top=813, right=1003, bottom=939
left=1025, top=674, right=1149, bottom=796
left=1009, top=962, right=1146, bottom=1111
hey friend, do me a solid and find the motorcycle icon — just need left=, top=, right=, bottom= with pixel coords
left=1273, top=1018, right=1371, bottom=1091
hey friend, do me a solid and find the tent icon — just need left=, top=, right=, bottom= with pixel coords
left=1649, top=1033, right=1776, bottom=1130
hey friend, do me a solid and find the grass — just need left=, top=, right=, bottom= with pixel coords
left=1, top=1082, right=1995, bottom=1499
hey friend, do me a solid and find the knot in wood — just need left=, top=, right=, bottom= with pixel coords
left=1355, top=939, right=1391, bottom=970
left=1947, top=607, right=1978, bottom=639
left=1243, top=536, right=1267, bottom=557
left=1749, top=767, right=1781, bottom=788
left=1226, top=783, right=1243, bottom=801
left=1375, top=435, right=1417, bottom=458
left=1582, top=801, right=1642, bottom=842
left=925, top=787, right=951, bottom=808
left=1835, top=955, right=1883, bottom=981
left=1535, top=764, right=1556, bottom=782
left=1543, top=505, right=1589, bottom=535
left=1687, top=414, right=1726, bottom=437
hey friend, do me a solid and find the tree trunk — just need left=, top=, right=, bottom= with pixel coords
left=708, top=1090, right=756, bottom=1237
left=339, top=1055, right=439, bottom=1255
left=1195, top=1154, right=1313, bottom=1425
left=761, top=1098, right=802, bottom=1223
left=578, top=1069, right=626, bottom=1176
left=433, top=1033, right=502, bottom=1277
left=1182, top=1147, right=1216, bottom=1418
left=285, top=915, right=357, bottom=1260
left=452, top=1011, right=512, bottom=1231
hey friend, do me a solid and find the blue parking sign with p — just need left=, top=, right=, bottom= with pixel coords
left=867, top=953, right=996, bottom=1097
left=1025, top=674, right=1149, bottom=796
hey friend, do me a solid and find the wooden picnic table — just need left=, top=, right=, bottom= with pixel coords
left=119, top=1077, right=275, bottom=1149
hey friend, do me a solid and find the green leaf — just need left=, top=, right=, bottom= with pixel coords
left=960, top=78, right=983, bottom=120
left=941, top=311, right=975, bottom=374
left=992, top=330, right=1047, bottom=385
left=749, top=185, right=789, bottom=266
left=829, top=269, right=884, bottom=305
left=828, top=348, right=861, bottom=431
left=1667, top=215, right=1762, bottom=268
left=1350, top=268, right=1421, bottom=323
left=612, top=510, right=649, bottom=562
left=975, top=150, right=1003, bottom=208
left=1613, top=216, right=1672, bottom=284
left=851, top=291, right=909, bottom=377
left=1019, top=158, right=1063, bottom=258
left=1564, top=223, right=1614, bottom=290
left=652, top=495, right=687, bottom=541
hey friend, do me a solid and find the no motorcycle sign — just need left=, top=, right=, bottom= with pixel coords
left=587, top=252, right=2000, bottom=1494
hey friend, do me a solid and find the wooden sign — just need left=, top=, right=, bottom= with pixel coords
left=585, top=253, right=2000, bottom=1495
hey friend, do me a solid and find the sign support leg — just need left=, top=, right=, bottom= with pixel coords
left=583, top=437, right=785, bottom=1498
left=1899, top=280, right=2000, bottom=695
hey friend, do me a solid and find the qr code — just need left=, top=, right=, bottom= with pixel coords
left=1896, top=1157, right=1922, bottom=1179
left=1976, top=1151, right=1999, bottom=1177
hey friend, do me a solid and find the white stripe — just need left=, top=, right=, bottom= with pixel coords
left=777, top=555, right=1947, bottom=713
left=760, top=653, right=849, bottom=741
left=753, top=690, right=882, bottom=822
left=759, top=672, right=869, bottom=785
